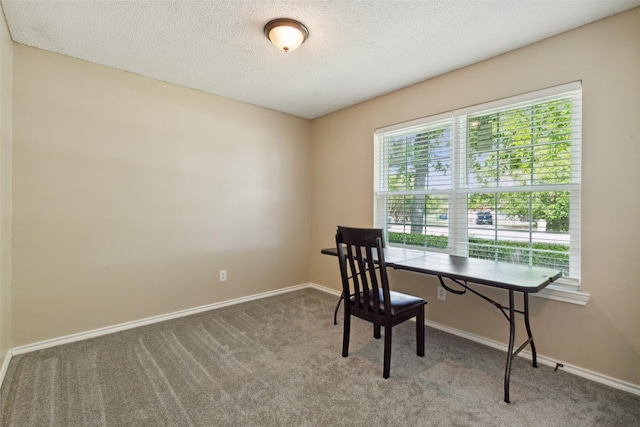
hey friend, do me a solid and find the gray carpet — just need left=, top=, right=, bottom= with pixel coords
left=1, top=288, right=638, bottom=426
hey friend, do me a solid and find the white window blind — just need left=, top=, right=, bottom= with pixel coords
left=374, top=82, right=581, bottom=284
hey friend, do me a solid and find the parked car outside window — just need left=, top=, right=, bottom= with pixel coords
left=476, top=211, right=493, bottom=225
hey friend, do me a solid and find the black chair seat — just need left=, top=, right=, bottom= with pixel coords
left=350, top=290, right=426, bottom=316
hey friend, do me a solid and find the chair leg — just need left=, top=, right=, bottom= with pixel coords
left=383, top=325, right=392, bottom=379
left=374, top=324, right=381, bottom=339
left=342, top=309, right=351, bottom=357
left=417, top=306, right=425, bottom=357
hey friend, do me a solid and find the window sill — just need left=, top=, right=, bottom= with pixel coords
left=533, top=279, right=589, bottom=305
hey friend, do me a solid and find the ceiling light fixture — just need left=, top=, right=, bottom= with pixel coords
left=264, top=18, right=309, bottom=53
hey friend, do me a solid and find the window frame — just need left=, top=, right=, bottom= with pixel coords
left=374, top=82, right=586, bottom=303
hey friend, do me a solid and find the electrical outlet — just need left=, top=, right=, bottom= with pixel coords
left=219, top=270, right=227, bottom=282
left=437, top=285, right=446, bottom=300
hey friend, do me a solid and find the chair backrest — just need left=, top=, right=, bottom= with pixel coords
left=335, top=226, right=391, bottom=317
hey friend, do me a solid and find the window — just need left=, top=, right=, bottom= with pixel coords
left=374, top=82, right=581, bottom=288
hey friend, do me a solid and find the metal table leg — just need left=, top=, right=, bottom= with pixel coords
left=504, top=290, right=516, bottom=403
left=504, top=291, right=538, bottom=403
left=523, top=293, right=537, bottom=368
left=333, top=292, right=344, bottom=325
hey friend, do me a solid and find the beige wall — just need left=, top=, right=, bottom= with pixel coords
left=310, top=8, right=640, bottom=386
left=12, top=46, right=311, bottom=346
left=0, top=9, right=13, bottom=368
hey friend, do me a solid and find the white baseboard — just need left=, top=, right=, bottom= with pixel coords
left=4, top=282, right=639, bottom=399
left=0, top=350, right=11, bottom=389
left=308, top=282, right=640, bottom=397
left=308, top=282, right=341, bottom=296
left=10, top=283, right=311, bottom=356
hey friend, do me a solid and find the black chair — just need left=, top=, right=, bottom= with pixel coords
left=335, top=226, right=427, bottom=378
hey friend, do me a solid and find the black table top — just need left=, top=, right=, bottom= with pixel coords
left=321, top=246, right=562, bottom=293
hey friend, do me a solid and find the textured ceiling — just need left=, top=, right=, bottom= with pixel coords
left=2, top=0, right=639, bottom=119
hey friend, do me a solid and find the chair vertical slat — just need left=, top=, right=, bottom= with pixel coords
left=366, top=246, right=380, bottom=314
left=376, top=237, right=392, bottom=316
left=357, top=245, right=370, bottom=311
left=347, top=243, right=360, bottom=307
